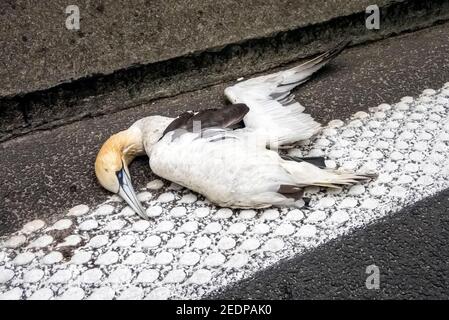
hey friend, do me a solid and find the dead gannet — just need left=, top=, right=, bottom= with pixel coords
left=95, top=41, right=375, bottom=219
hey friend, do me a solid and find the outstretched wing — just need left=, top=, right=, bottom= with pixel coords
left=224, top=41, right=349, bottom=146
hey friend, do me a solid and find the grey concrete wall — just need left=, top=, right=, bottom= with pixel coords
left=0, top=0, right=398, bottom=98
left=1, top=0, right=449, bottom=142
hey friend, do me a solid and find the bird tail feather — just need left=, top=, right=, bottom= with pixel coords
left=281, top=160, right=376, bottom=189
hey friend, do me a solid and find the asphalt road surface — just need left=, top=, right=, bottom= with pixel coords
left=211, top=189, right=449, bottom=299
left=1, top=23, right=449, bottom=299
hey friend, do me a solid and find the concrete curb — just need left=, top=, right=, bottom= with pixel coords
left=1, top=0, right=449, bottom=142
left=0, top=0, right=398, bottom=98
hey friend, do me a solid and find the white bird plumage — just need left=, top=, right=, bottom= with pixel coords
left=224, top=42, right=349, bottom=145
left=149, top=126, right=372, bottom=209
left=95, top=41, right=376, bottom=218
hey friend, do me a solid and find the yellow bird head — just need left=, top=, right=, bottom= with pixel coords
left=95, top=128, right=147, bottom=220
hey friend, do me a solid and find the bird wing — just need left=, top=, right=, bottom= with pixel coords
left=224, top=41, right=349, bottom=146
left=162, top=103, right=249, bottom=137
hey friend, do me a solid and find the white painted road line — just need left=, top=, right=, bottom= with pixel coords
left=1, top=84, right=449, bottom=300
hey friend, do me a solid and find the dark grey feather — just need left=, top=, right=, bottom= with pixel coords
left=162, top=111, right=194, bottom=136
left=277, top=184, right=304, bottom=201
left=281, top=155, right=327, bottom=169
left=186, top=103, right=249, bottom=131
left=287, top=40, right=350, bottom=79
left=269, top=91, right=290, bottom=101
left=278, top=76, right=311, bottom=88
left=163, top=104, right=250, bottom=138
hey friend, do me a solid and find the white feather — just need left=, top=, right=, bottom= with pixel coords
left=149, top=129, right=299, bottom=208
left=224, top=43, right=348, bottom=145
left=148, top=127, right=372, bottom=208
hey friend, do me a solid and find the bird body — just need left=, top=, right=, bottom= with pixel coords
left=95, top=41, right=376, bottom=219
left=149, top=125, right=371, bottom=208
left=150, top=127, right=298, bottom=208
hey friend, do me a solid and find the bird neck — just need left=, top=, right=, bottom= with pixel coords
left=108, top=127, right=144, bottom=166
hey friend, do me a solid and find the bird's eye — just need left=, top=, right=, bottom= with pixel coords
left=116, top=170, right=124, bottom=185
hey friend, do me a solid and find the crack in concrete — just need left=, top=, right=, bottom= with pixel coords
left=1, top=0, right=449, bottom=142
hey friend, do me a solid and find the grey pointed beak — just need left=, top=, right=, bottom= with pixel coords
left=117, top=168, right=148, bottom=220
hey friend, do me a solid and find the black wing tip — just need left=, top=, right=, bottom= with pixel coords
left=278, top=185, right=304, bottom=201
left=294, top=39, right=351, bottom=74
left=281, top=155, right=327, bottom=169
left=335, top=39, right=352, bottom=50
left=323, top=39, right=351, bottom=61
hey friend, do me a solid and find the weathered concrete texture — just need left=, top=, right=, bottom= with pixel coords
left=2, top=0, right=449, bottom=142
left=1, top=22, right=449, bottom=236
left=0, top=0, right=397, bottom=98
